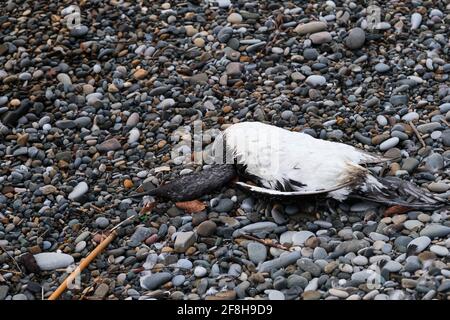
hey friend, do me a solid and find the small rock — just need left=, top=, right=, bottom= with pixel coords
left=197, top=221, right=217, bottom=237
left=345, top=28, right=365, bottom=49
left=141, top=272, right=172, bottom=290
left=294, top=21, right=327, bottom=34
left=407, top=236, right=431, bottom=253
left=34, top=252, right=74, bottom=271
left=97, top=138, right=121, bottom=152
left=247, top=242, right=267, bottom=264
left=305, top=75, right=326, bottom=87
left=174, top=231, right=196, bottom=252
left=420, top=225, right=450, bottom=239
left=194, top=266, right=207, bottom=277
left=227, top=13, right=242, bottom=24
left=68, top=182, right=88, bottom=201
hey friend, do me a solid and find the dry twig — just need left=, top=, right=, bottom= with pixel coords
left=0, top=245, right=23, bottom=274
left=408, top=121, right=426, bottom=148
left=239, top=234, right=289, bottom=251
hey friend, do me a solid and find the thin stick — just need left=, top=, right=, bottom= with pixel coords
left=409, top=121, right=426, bottom=148
left=0, top=269, right=22, bottom=275
left=239, top=234, right=289, bottom=251
left=0, top=245, right=23, bottom=274
left=47, top=230, right=118, bottom=300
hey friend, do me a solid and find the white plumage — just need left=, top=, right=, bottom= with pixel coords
left=213, top=122, right=387, bottom=201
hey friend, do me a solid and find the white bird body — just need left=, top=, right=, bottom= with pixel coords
left=210, top=121, right=447, bottom=211
left=214, top=122, right=385, bottom=200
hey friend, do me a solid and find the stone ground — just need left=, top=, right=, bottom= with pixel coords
left=0, top=0, right=449, bottom=300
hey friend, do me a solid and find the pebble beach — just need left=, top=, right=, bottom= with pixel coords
left=0, top=0, right=449, bottom=300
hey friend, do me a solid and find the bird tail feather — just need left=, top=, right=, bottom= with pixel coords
left=352, top=175, right=449, bottom=210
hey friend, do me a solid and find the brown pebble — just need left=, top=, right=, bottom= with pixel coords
left=161, top=246, right=174, bottom=253
left=372, top=134, right=390, bottom=145
left=418, top=251, right=436, bottom=262
left=9, top=99, right=20, bottom=108
left=305, top=236, right=320, bottom=248
left=28, top=245, right=41, bottom=254
left=157, top=140, right=167, bottom=148
left=133, top=69, right=148, bottom=80
left=222, top=105, right=232, bottom=113
left=196, top=220, right=217, bottom=237
left=205, top=290, right=236, bottom=300
left=185, top=247, right=196, bottom=255
left=302, top=290, right=321, bottom=300
left=123, top=179, right=133, bottom=189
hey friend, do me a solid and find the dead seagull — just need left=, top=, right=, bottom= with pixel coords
left=130, top=122, right=448, bottom=210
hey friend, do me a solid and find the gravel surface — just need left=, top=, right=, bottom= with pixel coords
left=0, top=0, right=449, bottom=300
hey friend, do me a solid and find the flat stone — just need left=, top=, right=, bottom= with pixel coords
left=172, top=275, right=185, bottom=287
left=34, top=252, right=74, bottom=271
left=196, top=220, right=217, bottom=237
left=382, top=261, right=402, bottom=273
left=417, top=123, right=442, bottom=134
left=97, top=138, right=121, bottom=152
left=55, top=120, right=76, bottom=129
left=427, top=182, right=449, bottom=193
left=404, top=220, right=423, bottom=231
left=259, top=251, right=301, bottom=272
left=70, top=25, right=89, bottom=37
left=129, top=227, right=153, bottom=247
left=239, top=222, right=278, bottom=235
left=309, top=31, right=332, bottom=44
left=420, top=224, right=450, bottom=239
left=141, top=272, right=172, bottom=290
left=407, top=236, right=431, bottom=253
left=292, top=231, right=315, bottom=246
left=126, top=112, right=140, bottom=127
left=302, top=290, right=321, bottom=300
left=294, top=21, right=327, bottom=34
left=379, top=137, right=399, bottom=151
left=247, top=242, right=267, bottom=264
left=267, top=290, right=285, bottom=300
left=402, top=158, right=419, bottom=173
left=430, top=245, right=449, bottom=256
left=305, top=75, right=326, bottom=87
left=68, top=181, right=88, bottom=200
left=213, top=198, right=235, bottom=212
left=128, top=128, right=140, bottom=144
left=303, top=48, right=318, bottom=60
left=374, top=63, right=390, bottom=73
left=329, top=288, right=349, bottom=299
left=174, top=231, right=196, bottom=252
